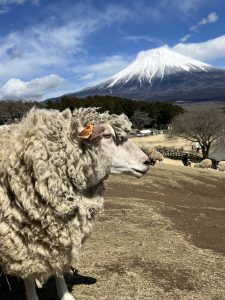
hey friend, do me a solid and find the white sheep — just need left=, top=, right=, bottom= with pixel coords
left=141, top=146, right=163, bottom=164
left=150, top=151, right=164, bottom=163
left=0, top=107, right=150, bottom=300
left=0, top=124, right=10, bottom=130
left=141, top=146, right=157, bottom=156
left=194, top=158, right=212, bottom=169
left=217, top=160, right=225, bottom=171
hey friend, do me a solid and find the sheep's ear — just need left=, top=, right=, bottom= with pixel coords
left=89, top=125, right=105, bottom=140
left=78, top=123, right=105, bottom=140
left=78, top=123, right=94, bottom=139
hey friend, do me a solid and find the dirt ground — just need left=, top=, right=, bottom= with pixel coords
left=71, top=164, right=225, bottom=300
left=1, top=162, right=225, bottom=300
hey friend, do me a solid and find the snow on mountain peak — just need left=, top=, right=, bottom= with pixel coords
left=108, top=46, right=211, bottom=88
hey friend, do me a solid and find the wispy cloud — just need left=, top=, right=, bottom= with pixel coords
left=0, top=2, right=133, bottom=81
left=174, top=35, right=225, bottom=63
left=74, top=55, right=132, bottom=87
left=124, top=35, right=162, bottom=46
left=0, top=0, right=39, bottom=5
left=190, top=12, right=219, bottom=31
left=41, top=54, right=133, bottom=97
left=0, top=0, right=25, bottom=4
left=158, top=0, right=210, bottom=16
left=134, top=0, right=214, bottom=26
left=127, top=0, right=208, bottom=24
left=100, top=4, right=134, bottom=25
left=0, top=19, right=95, bottom=81
left=179, top=12, right=219, bottom=43
left=0, top=74, right=64, bottom=100
left=0, top=0, right=39, bottom=13
left=0, top=2, right=135, bottom=98
left=198, top=11, right=219, bottom=25
left=179, top=34, right=192, bottom=43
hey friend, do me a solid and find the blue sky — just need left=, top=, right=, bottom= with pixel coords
left=0, top=0, right=225, bottom=100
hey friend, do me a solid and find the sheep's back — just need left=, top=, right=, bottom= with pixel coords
left=218, top=161, right=225, bottom=171
left=200, top=159, right=212, bottom=168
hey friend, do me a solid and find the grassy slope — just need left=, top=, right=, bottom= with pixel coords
left=1, top=164, right=225, bottom=299
left=70, top=164, right=225, bottom=300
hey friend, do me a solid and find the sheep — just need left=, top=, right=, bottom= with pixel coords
left=194, top=158, right=212, bottom=169
left=141, top=146, right=163, bottom=165
left=0, top=107, right=150, bottom=300
left=217, top=160, right=225, bottom=172
left=141, top=146, right=157, bottom=156
left=150, top=151, right=164, bottom=163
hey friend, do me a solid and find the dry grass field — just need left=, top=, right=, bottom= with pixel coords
left=1, top=135, right=225, bottom=299
left=131, top=134, right=194, bottom=151
left=1, top=162, right=225, bottom=300
left=70, top=164, right=225, bottom=300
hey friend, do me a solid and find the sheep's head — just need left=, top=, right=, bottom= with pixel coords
left=71, top=108, right=150, bottom=181
left=97, top=123, right=150, bottom=178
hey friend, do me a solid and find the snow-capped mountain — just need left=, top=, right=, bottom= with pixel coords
left=108, top=47, right=210, bottom=87
left=74, top=46, right=225, bottom=102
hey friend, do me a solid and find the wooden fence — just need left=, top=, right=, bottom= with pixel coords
left=156, top=146, right=218, bottom=169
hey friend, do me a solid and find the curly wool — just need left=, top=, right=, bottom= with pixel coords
left=194, top=159, right=212, bottom=169
left=217, top=161, right=225, bottom=171
left=0, top=107, right=132, bottom=282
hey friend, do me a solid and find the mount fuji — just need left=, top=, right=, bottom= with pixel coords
left=74, top=46, right=225, bottom=103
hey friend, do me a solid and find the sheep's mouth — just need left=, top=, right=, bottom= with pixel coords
left=110, top=167, right=149, bottom=178
left=131, top=168, right=147, bottom=178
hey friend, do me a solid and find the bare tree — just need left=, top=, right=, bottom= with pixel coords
left=171, top=105, right=225, bottom=158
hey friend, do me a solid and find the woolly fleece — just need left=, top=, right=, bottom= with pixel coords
left=0, top=107, right=132, bottom=282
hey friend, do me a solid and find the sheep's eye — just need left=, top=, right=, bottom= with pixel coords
left=103, top=134, right=112, bottom=139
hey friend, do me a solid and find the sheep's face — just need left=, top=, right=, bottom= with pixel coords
left=96, top=124, right=150, bottom=178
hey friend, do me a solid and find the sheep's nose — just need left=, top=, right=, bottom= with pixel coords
left=144, top=158, right=151, bottom=165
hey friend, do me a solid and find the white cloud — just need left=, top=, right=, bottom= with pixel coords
left=179, top=12, right=219, bottom=44
left=124, top=35, right=162, bottom=46
left=199, top=12, right=219, bottom=25
left=100, top=4, right=134, bottom=24
left=79, top=73, right=95, bottom=81
left=0, top=3, right=135, bottom=98
left=0, top=0, right=39, bottom=5
left=78, top=55, right=131, bottom=74
left=190, top=12, right=219, bottom=31
left=179, top=34, right=192, bottom=43
left=0, top=0, right=25, bottom=4
left=0, top=19, right=98, bottom=82
left=173, top=35, right=225, bottom=63
left=74, top=55, right=132, bottom=87
left=129, top=0, right=208, bottom=24
left=0, top=74, right=65, bottom=100
left=0, top=0, right=27, bottom=12
left=0, top=0, right=39, bottom=12
left=0, top=7, right=8, bottom=13
left=158, top=0, right=209, bottom=15
left=31, top=0, right=39, bottom=4
left=0, top=3, right=133, bottom=82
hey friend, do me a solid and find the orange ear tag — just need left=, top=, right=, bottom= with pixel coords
left=78, top=122, right=94, bottom=139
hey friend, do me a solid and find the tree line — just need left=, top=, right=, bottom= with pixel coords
left=0, top=97, right=224, bottom=159
left=45, top=95, right=184, bottom=129
left=0, top=100, right=42, bottom=125
left=0, top=96, right=183, bottom=129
